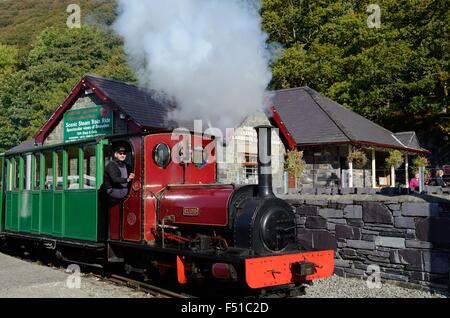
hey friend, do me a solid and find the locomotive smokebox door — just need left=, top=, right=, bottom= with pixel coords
left=233, top=126, right=297, bottom=255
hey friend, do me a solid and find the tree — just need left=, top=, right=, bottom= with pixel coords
left=0, top=25, right=134, bottom=151
left=264, top=0, right=449, bottom=164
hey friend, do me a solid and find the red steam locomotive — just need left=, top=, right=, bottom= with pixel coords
left=106, top=125, right=333, bottom=291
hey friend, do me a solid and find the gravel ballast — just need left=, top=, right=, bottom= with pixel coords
left=302, top=275, right=448, bottom=298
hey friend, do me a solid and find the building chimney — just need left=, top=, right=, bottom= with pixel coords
left=255, top=125, right=274, bottom=198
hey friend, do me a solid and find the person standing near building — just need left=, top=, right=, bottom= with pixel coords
left=104, top=145, right=134, bottom=205
left=435, top=169, right=447, bottom=187
left=409, top=172, right=420, bottom=191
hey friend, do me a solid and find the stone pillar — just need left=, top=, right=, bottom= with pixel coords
left=405, top=154, right=409, bottom=188
left=372, top=149, right=376, bottom=188
left=348, top=145, right=353, bottom=188
left=391, top=165, right=395, bottom=187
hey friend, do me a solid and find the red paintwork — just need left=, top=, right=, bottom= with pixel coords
left=109, top=204, right=120, bottom=240
left=245, top=250, right=334, bottom=289
left=211, top=263, right=234, bottom=280
left=159, top=184, right=234, bottom=226
left=143, top=133, right=218, bottom=240
left=122, top=137, right=143, bottom=241
left=144, top=190, right=157, bottom=241
left=176, top=256, right=187, bottom=284
left=185, top=134, right=217, bottom=184
left=269, top=106, right=297, bottom=150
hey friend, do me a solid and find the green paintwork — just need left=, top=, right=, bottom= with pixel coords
left=40, top=191, right=53, bottom=235
left=9, top=192, right=19, bottom=230
left=18, top=192, right=32, bottom=233
left=52, top=192, right=63, bottom=236
left=3, top=139, right=106, bottom=242
left=31, top=192, right=40, bottom=233
left=64, top=190, right=97, bottom=240
left=5, top=192, right=11, bottom=230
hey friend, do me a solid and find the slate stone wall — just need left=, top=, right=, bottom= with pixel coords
left=290, top=198, right=450, bottom=291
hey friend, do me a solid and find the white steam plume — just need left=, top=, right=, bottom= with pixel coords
left=113, top=0, right=273, bottom=130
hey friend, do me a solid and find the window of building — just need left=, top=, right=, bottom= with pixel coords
left=34, top=153, right=40, bottom=191
left=83, top=146, right=96, bottom=189
left=55, top=151, right=63, bottom=190
left=242, top=152, right=257, bottom=183
left=44, top=152, right=53, bottom=190
left=67, top=147, right=80, bottom=190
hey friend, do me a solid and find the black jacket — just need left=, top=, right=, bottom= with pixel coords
left=435, top=176, right=447, bottom=187
left=104, top=160, right=132, bottom=190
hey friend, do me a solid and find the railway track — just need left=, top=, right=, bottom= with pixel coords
left=103, top=274, right=195, bottom=299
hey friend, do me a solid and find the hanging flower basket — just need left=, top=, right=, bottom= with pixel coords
left=412, top=156, right=429, bottom=168
left=347, top=149, right=368, bottom=169
left=385, top=150, right=404, bottom=169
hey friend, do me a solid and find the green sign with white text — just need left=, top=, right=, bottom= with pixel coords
left=64, top=106, right=113, bottom=142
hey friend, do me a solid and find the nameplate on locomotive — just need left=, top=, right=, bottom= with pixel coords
left=183, top=207, right=199, bottom=216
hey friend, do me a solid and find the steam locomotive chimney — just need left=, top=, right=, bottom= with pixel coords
left=255, top=125, right=274, bottom=198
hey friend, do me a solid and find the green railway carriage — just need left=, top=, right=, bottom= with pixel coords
left=1, top=139, right=106, bottom=243
left=0, top=73, right=178, bottom=259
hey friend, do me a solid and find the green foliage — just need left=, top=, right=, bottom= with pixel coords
left=284, top=149, right=306, bottom=179
left=266, top=0, right=449, bottom=162
left=385, top=150, right=404, bottom=168
left=412, top=156, right=430, bottom=168
left=347, top=149, right=368, bottom=168
left=0, top=0, right=448, bottom=163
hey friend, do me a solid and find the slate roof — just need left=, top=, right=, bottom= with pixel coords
left=272, top=87, right=427, bottom=153
left=84, top=75, right=180, bottom=130
left=393, top=131, right=426, bottom=151
left=5, top=140, right=36, bottom=155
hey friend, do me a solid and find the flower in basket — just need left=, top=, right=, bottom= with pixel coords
left=347, top=149, right=368, bottom=169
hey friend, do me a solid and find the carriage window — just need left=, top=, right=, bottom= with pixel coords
left=34, top=153, right=40, bottom=190
left=0, top=157, right=3, bottom=190
left=44, top=152, right=53, bottom=190
left=83, top=146, right=96, bottom=189
left=67, top=147, right=80, bottom=190
left=13, top=157, right=19, bottom=191
left=55, top=151, right=63, bottom=190
left=24, top=154, right=32, bottom=191
left=6, top=159, right=11, bottom=191
left=153, top=143, right=171, bottom=168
